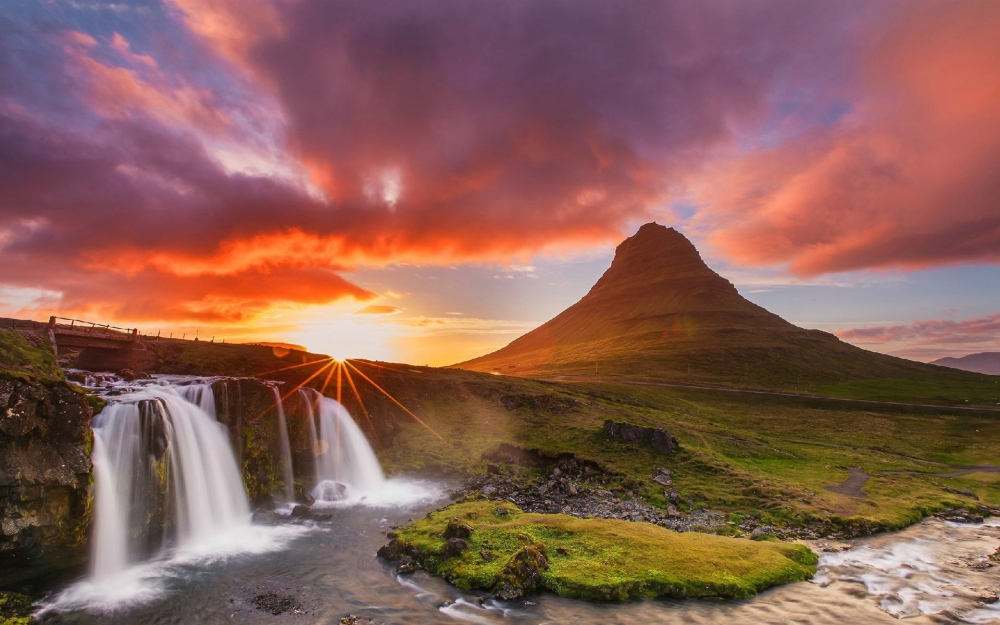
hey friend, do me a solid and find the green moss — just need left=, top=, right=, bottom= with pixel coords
left=390, top=501, right=816, bottom=601
left=0, top=592, right=34, bottom=624
left=85, top=394, right=107, bottom=416
left=0, top=329, right=61, bottom=382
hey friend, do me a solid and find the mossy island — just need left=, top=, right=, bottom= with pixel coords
left=379, top=501, right=817, bottom=601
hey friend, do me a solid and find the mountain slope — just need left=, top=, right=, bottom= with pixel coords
left=932, top=352, right=1000, bottom=376
left=456, top=223, right=991, bottom=393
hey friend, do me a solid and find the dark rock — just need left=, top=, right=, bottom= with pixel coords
left=752, top=526, right=773, bottom=538
left=291, top=504, right=311, bottom=517
left=441, top=537, right=470, bottom=558
left=944, top=486, right=980, bottom=501
left=395, top=556, right=416, bottom=574
left=480, top=551, right=495, bottom=562
left=487, top=463, right=501, bottom=475
left=251, top=591, right=301, bottom=615
left=937, top=508, right=984, bottom=524
left=117, top=368, right=140, bottom=381
left=650, top=429, right=678, bottom=454
left=340, top=616, right=358, bottom=625
left=493, top=543, right=549, bottom=601
left=0, top=378, right=94, bottom=587
left=603, top=420, right=678, bottom=454
left=444, top=517, right=473, bottom=540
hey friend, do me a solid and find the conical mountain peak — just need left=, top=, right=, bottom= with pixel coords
left=584, top=223, right=739, bottom=303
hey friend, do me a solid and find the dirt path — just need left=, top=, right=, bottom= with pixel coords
left=825, top=467, right=869, bottom=498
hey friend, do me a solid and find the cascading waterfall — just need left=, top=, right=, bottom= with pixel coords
left=301, top=388, right=385, bottom=501
left=89, top=383, right=250, bottom=581
left=271, top=387, right=296, bottom=503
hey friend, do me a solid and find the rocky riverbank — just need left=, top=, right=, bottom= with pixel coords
left=451, top=453, right=1000, bottom=541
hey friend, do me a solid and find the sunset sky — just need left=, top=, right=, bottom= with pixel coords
left=1, top=0, right=998, bottom=366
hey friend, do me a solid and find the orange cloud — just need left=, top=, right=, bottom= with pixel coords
left=693, top=2, right=1000, bottom=275
left=356, top=305, right=401, bottom=315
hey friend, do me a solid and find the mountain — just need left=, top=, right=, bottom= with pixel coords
left=932, top=352, right=1000, bottom=376
left=455, top=223, right=977, bottom=391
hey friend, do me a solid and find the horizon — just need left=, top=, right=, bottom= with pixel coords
left=1, top=1, right=998, bottom=366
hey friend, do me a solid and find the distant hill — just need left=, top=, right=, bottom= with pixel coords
left=456, top=223, right=992, bottom=394
left=932, top=353, right=1000, bottom=376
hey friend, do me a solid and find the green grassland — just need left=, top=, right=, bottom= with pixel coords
left=389, top=500, right=816, bottom=600
left=372, top=365, right=1000, bottom=532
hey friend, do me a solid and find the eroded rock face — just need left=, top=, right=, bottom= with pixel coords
left=0, top=378, right=94, bottom=587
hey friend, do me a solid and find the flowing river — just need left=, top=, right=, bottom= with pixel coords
left=32, top=375, right=1000, bottom=624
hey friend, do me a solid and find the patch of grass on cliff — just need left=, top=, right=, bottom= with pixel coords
left=394, top=501, right=816, bottom=601
left=0, top=329, right=61, bottom=382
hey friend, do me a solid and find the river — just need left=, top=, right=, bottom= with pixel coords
left=35, top=492, right=1000, bottom=624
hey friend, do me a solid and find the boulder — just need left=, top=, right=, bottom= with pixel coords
left=603, top=420, right=678, bottom=454
left=444, top=518, right=473, bottom=540
left=493, top=543, right=549, bottom=601
left=440, top=537, right=470, bottom=558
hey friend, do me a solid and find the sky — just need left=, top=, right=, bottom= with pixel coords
left=0, top=0, right=998, bottom=366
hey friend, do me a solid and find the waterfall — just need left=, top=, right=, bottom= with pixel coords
left=89, top=384, right=250, bottom=580
left=271, top=387, right=296, bottom=503
left=301, top=388, right=385, bottom=501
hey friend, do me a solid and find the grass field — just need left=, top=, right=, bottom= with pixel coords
left=374, top=366, right=1000, bottom=532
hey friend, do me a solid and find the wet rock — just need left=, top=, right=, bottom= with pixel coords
left=251, top=591, right=301, bottom=615
left=441, top=537, right=470, bottom=558
left=937, top=508, right=984, bottom=524
left=493, top=543, right=549, bottom=601
left=117, top=368, right=140, bottom=381
left=291, top=504, right=311, bottom=517
left=444, top=517, right=473, bottom=540
left=395, top=556, right=416, bottom=574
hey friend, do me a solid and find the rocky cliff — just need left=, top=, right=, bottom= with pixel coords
left=0, top=377, right=94, bottom=588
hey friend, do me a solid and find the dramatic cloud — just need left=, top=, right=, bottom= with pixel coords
left=695, top=1, right=1000, bottom=275
left=1, top=0, right=998, bottom=333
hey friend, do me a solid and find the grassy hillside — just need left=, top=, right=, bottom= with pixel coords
left=369, top=364, right=1000, bottom=533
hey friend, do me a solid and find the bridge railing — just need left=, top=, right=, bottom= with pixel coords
left=47, top=316, right=138, bottom=338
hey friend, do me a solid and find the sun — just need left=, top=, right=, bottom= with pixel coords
left=283, top=311, right=399, bottom=361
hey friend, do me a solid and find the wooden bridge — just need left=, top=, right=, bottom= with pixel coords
left=46, top=317, right=156, bottom=371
